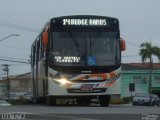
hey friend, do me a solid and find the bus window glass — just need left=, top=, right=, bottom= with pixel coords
left=51, top=32, right=119, bottom=66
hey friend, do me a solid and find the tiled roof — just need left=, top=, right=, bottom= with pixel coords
left=0, top=80, right=7, bottom=83
left=122, top=63, right=160, bottom=70
left=16, top=72, right=31, bottom=77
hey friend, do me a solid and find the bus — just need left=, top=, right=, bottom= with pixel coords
left=31, top=15, right=126, bottom=106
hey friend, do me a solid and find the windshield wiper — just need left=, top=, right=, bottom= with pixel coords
left=68, top=32, right=80, bottom=55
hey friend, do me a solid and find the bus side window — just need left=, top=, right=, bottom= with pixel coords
left=31, top=44, right=36, bottom=65
left=36, top=40, right=40, bottom=62
left=41, top=35, right=45, bottom=58
left=34, top=38, right=40, bottom=64
left=31, top=46, right=33, bottom=65
left=34, top=42, right=37, bottom=65
left=39, top=37, right=42, bottom=60
left=40, top=34, right=46, bottom=58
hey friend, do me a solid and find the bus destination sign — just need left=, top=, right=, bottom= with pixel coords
left=63, top=19, right=107, bottom=26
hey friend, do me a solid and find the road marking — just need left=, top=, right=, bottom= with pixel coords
left=33, top=114, right=99, bottom=120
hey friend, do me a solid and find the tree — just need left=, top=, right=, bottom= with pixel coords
left=139, top=42, right=160, bottom=93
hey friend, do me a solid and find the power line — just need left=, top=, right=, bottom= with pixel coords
left=8, top=64, right=30, bottom=66
left=0, top=64, right=29, bottom=67
left=0, top=19, right=40, bottom=33
left=0, top=73, right=6, bottom=75
left=0, top=58, right=29, bottom=64
left=122, top=55, right=140, bottom=58
left=127, top=41, right=140, bottom=48
left=0, top=34, right=20, bottom=42
left=0, top=56, right=29, bottom=61
left=0, top=44, right=28, bottom=50
left=0, top=19, right=143, bottom=49
left=0, top=19, right=145, bottom=49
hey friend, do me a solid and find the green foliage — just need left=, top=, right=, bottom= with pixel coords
left=110, top=96, right=133, bottom=104
left=122, top=96, right=133, bottom=103
left=139, top=42, right=160, bottom=63
left=139, top=42, right=160, bottom=93
left=110, top=99, right=125, bottom=104
left=9, top=96, right=27, bottom=105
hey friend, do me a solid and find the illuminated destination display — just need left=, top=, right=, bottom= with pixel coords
left=55, top=56, right=80, bottom=63
left=63, top=19, right=107, bottom=26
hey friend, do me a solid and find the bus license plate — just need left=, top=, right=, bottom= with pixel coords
left=81, top=85, right=93, bottom=91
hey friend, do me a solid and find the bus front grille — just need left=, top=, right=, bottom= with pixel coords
left=67, top=88, right=107, bottom=93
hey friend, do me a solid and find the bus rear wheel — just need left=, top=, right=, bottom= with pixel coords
left=99, top=95, right=110, bottom=107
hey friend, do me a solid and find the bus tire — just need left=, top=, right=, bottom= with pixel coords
left=35, top=98, right=41, bottom=104
left=84, top=98, right=91, bottom=106
left=76, top=98, right=84, bottom=106
left=46, top=96, right=56, bottom=106
left=36, top=97, right=45, bottom=104
left=99, top=95, right=110, bottom=107
left=76, top=98, right=91, bottom=106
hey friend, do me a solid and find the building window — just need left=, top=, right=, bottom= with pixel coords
left=154, top=76, right=160, bottom=84
left=133, top=76, right=142, bottom=83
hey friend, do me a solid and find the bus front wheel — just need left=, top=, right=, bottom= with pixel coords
left=99, top=95, right=110, bottom=107
left=46, top=96, right=56, bottom=106
left=76, top=98, right=91, bottom=106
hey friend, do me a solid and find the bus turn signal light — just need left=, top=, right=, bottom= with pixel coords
left=42, top=31, right=48, bottom=48
left=120, top=38, right=126, bottom=51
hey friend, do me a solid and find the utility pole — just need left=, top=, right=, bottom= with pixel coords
left=2, top=64, right=10, bottom=101
left=0, top=34, right=20, bottom=100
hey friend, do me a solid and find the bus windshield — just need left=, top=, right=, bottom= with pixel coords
left=51, top=32, right=120, bottom=66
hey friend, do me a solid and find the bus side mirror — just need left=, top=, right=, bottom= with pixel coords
left=42, top=31, right=48, bottom=48
left=120, top=38, right=126, bottom=51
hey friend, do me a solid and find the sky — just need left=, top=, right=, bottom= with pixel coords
left=0, top=0, right=160, bottom=77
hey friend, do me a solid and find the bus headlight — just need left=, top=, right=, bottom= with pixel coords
left=57, top=78, right=71, bottom=84
left=55, top=78, right=72, bottom=87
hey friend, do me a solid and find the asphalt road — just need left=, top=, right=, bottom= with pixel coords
left=0, top=104, right=160, bottom=120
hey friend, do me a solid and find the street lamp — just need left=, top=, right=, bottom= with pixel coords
left=0, top=34, right=20, bottom=42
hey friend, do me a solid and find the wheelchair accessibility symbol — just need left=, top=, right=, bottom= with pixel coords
left=87, top=56, right=97, bottom=66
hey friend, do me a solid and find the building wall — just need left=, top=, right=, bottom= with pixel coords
left=10, top=78, right=31, bottom=90
left=121, top=70, right=160, bottom=98
left=0, top=84, right=7, bottom=97
left=0, top=73, right=32, bottom=99
left=0, top=80, right=7, bottom=98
